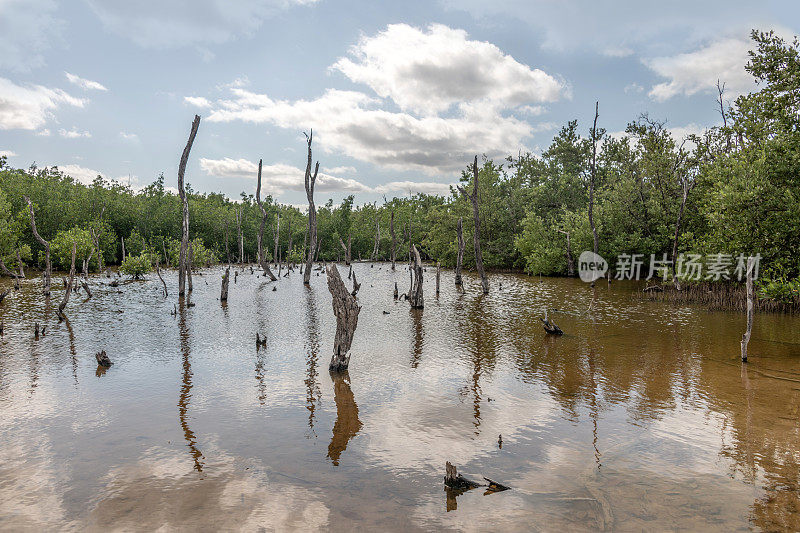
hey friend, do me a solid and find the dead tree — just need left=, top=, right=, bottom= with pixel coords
left=121, top=235, right=126, bottom=262
left=187, top=241, right=193, bottom=292
left=326, top=264, right=361, bottom=372
left=286, top=218, right=293, bottom=271
left=220, top=267, right=230, bottom=302
left=57, top=242, right=76, bottom=321
left=741, top=257, right=756, bottom=362
left=156, top=262, right=168, bottom=297
left=339, top=234, right=351, bottom=265
left=670, top=143, right=695, bottom=290
left=556, top=229, right=575, bottom=276
left=409, top=245, right=424, bottom=309
left=390, top=209, right=396, bottom=270
left=588, top=102, right=600, bottom=287
left=273, top=214, right=281, bottom=266
left=455, top=217, right=464, bottom=285
left=255, top=159, right=277, bottom=281
left=24, top=196, right=51, bottom=295
left=371, top=213, right=380, bottom=261
left=303, top=131, right=320, bottom=285
left=351, top=271, right=361, bottom=297
left=235, top=206, right=244, bottom=264
left=458, top=157, right=488, bottom=294
left=178, top=115, right=200, bottom=296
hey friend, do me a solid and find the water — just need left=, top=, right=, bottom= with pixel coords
left=1, top=264, right=799, bottom=531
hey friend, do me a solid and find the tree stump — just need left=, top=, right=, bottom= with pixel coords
left=444, top=462, right=480, bottom=490
left=409, top=245, right=424, bottom=309
left=326, top=264, right=361, bottom=372
left=95, top=350, right=112, bottom=367
left=220, top=267, right=230, bottom=301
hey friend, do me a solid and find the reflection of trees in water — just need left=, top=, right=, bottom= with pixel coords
left=254, top=283, right=268, bottom=405
left=327, top=371, right=362, bottom=466
left=178, top=300, right=204, bottom=473
left=459, top=294, right=499, bottom=436
left=410, top=308, right=423, bottom=369
left=65, top=317, right=78, bottom=385
left=304, top=285, right=321, bottom=434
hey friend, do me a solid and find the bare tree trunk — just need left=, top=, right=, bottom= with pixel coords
left=57, top=242, right=76, bottom=320
left=24, top=197, right=51, bottom=295
left=273, top=214, right=281, bottom=267
left=156, top=262, right=168, bottom=297
left=390, top=209, right=396, bottom=270
left=224, top=219, right=231, bottom=265
left=326, top=264, right=361, bottom=372
left=235, top=207, right=244, bottom=264
left=557, top=229, right=574, bottom=276
left=458, top=157, right=488, bottom=294
left=0, top=258, right=20, bottom=279
left=409, top=245, right=424, bottom=309
left=671, top=173, right=693, bottom=290
left=741, top=257, right=755, bottom=362
left=304, top=133, right=319, bottom=284
left=187, top=241, right=193, bottom=292
left=436, top=261, right=440, bottom=295
left=286, top=218, right=292, bottom=271
left=255, top=159, right=278, bottom=281
left=588, top=102, right=600, bottom=287
left=455, top=217, right=464, bottom=285
left=372, top=214, right=380, bottom=261
left=220, top=267, right=230, bottom=301
left=339, top=236, right=351, bottom=265
left=178, top=115, right=200, bottom=296
left=121, top=235, right=126, bottom=262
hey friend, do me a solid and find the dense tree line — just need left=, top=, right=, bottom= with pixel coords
left=1, top=30, right=798, bottom=301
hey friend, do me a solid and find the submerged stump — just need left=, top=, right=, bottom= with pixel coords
left=326, top=264, right=361, bottom=372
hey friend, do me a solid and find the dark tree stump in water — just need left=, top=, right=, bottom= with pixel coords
left=326, top=264, right=361, bottom=372
left=409, top=245, right=424, bottom=309
left=444, top=462, right=480, bottom=490
left=220, top=267, right=230, bottom=301
left=540, top=310, right=563, bottom=335
left=95, top=350, right=112, bottom=367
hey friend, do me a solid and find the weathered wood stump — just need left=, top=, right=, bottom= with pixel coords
left=540, top=310, right=563, bottom=335
left=326, top=264, right=361, bottom=372
left=95, top=350, right=112, bottom=367
left=444, top=462, right=480, bottom=490
left=409, top=245, right=424, bottom=309
left=220, top=267, right=230, bottom=301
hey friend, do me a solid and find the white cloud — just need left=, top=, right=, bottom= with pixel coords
left=84, top=0, right=320, bottom=49
left=200, top=24, right=562, bottom=176
left=58, top=127, right=92, bottom=139
left=0, top=150, right=17, bottom=158
left=322, top=166, right=357, bottom=174
left=199, top=157, right=371, bottom=196
left=119, top=131, right=139, bottom=141
left=0, top=0, right=61, bottom=71
left=374, top=181, right=455, bottom=196
left=65, top=72, right=108, bottom=91
left=184, top=96, right=212, bottom=108
left=36, top=128, right=51, bottom=136
left=645, top=36, right=755, bottom=101
left=331, top=23, right=565, bottom=116
left=0, top=78, right=85, bottom=130
left=624, top=82, right=644, bottom=95
left=58, top=164, right=102, bottom=185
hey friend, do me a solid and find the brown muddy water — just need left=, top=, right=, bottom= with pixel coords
left=1, top=263, right=799, bottom=532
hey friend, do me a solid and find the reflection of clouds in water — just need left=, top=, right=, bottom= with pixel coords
left=361, top=375, right=558, bottom=471
left=88, top=445, right=329, bottom=531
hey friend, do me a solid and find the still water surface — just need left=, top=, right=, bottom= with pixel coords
left=1, top=264, right=799, bottom=531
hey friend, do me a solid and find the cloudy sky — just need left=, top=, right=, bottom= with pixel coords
left=0, top=0, right=796, bottom=205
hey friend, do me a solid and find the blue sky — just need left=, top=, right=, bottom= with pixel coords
left=1, top=0, right=797, bottom=207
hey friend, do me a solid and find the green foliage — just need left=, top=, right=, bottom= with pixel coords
left=51, top=227, right=95, bottom=270
left=120, top=253, right=151, bottom=279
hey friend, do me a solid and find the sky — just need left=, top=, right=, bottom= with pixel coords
left=0, top=0, right=797, bottom=207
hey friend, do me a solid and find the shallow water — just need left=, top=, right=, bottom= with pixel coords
left=1, top=264, right=799, bottom=532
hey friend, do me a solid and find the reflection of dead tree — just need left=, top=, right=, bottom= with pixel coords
left=326, top=264, right=361, bottom=372
left=458, top=157, right=488, bottom=294
left=304, top=285, right=321, bottom=433
left=411, top=305, right=423, bottom=368
left=178, top=302, right=204, bottom=472
left=327, top=371, right=362, bottom=466
left=24, top=196, right=51, bottom=295
left=178, top=115, right=200, bottom=296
